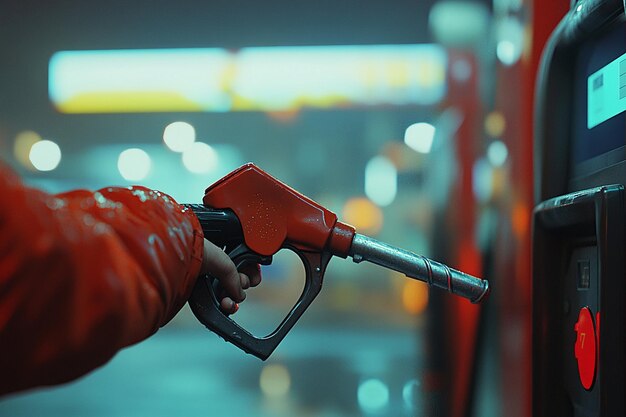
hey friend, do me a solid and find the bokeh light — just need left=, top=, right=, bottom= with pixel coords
left=342, top=197, right=383, bottom=235
left=428, top=1, right=490, bottom=48
left=497, top=41, right=517, bottom=66
left=402, top=379, right=423, bottom=410
left=451, top=58, right=472, bottom=82
left=402, top=280, right=429, bottom=315
left=496, top=17, right=524, bottom=66
left=13, top=130, right=42, bottom=169
left=163, top=121, right=196, bottom=152
left=472, top=157, right=494, bottom=203
left=117, top=148, right=151, bottom=181
left=357, top=378, right=390, bottom=413
left=29, top=139, right=62, bottom=171
left=484, top=111, right=506, bottom=137
left=259, top=364, right=291, bottom=398
left=182, top=142, right=218, bottom=174
left=487, top=140, right=509, bottom=167
left=404, top=122, right=436, bottom=154
left=512, top=202, right=530, bottom=239
left=365, top=156, right=397, bottom=207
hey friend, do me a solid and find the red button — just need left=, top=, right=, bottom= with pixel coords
left=574, top=307, right=596, bottom=390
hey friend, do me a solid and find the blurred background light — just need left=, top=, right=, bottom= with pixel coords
left=222, top=44, right=447, bottom=110
left=472, top=157, right=494, bottom=203
left=487, top=140, right=509, bottom=166
left=451, top=58, right=473, bottom=82
left=496, top=41, right=517, bottom=66
left=163, top=121, right=196, bottom=152
left=496, top=17, right=524, bottom=66
left=493, top=0, right=523, bottom=14
left=49, top=49, right=232, bottom=113
left=401, top=280, right=429, bottom=315
left=404, top=122, right=436, bottom=154
left=117, top=148, right=151, bottom=181
left=484, top=111, right=506, bottom=137
left=357, top=378, right=390, bottom=413
left=29, top=139, right=61, bottom=172
left=342, top=197, right=384, bottom=235
left=13, top=130, right=42, bottom=170
left=49, top=45, right=447, bottom=113
left=402, top=379, right=423, bottom=410
left=512, top=201, right=530, bottom=240
left=259, top=364, right=291, bottom=398
left=428, top=1, right=490, bottom=48
left=365, top=156, right=397, bottom=207
left=182, top=142, right=218, bottom=174
left=74, top=143, right=242, bottom=203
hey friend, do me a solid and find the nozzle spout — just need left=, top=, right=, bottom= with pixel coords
left=348, top=233, right=489, bottom=303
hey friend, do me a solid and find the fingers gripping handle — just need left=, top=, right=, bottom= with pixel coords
left=349, top=233, right=490, bottom=303
left=188, top=244, right=331, bottom=360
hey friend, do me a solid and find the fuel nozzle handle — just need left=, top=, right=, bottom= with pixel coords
left=348, top=233, right=490, bottom=303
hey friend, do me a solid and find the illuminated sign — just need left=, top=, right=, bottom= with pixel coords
left=49, top=45, right=447, bottom=113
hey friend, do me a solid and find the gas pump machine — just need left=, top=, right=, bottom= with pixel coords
left=533, top=1, right=626, bottom=415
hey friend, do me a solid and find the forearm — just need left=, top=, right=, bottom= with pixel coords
left=0, top=168, right=203, bottom=395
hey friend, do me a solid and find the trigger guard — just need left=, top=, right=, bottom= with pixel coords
left=188, top=245, right=332, bottom=360
left=229, top=243, right=272, bottom=270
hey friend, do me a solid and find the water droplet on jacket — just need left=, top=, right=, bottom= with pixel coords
left=94, top=192, right=107, bottom=206
left=46, top=197, right=66, bottom=210
left=80, top=198, right=95, bottom=209
left=93, top=222, right=109, bottom=235
left=83, top=214, right=95, bottom=227
left=131, top=188, right=148, bottom=202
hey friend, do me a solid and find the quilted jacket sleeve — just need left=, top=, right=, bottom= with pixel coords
left=0, top=164, right=204, bottom=396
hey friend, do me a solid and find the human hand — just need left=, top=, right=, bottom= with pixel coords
left=200, top=238, right=262, bottom=315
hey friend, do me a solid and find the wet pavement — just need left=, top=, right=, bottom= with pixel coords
left=0, top=313, right=424, bottom=417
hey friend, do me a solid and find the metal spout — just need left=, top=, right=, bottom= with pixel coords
left=348, top=233, right=489, bottom=303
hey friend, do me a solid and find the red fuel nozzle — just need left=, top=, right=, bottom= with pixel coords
left=189, top=163, right=489, bottom=360
left=202, top=163, right=355, bottom=257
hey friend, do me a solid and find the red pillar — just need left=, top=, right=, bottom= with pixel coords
left=493, top=1, right=569, bottom=416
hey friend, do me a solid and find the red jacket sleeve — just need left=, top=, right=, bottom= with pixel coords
left=0, top=164, right=204, bottom=396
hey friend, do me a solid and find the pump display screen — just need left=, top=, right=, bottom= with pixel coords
left=587, top=50, right=626, bottom=129
left=571, top=26, right=626, bottom=170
